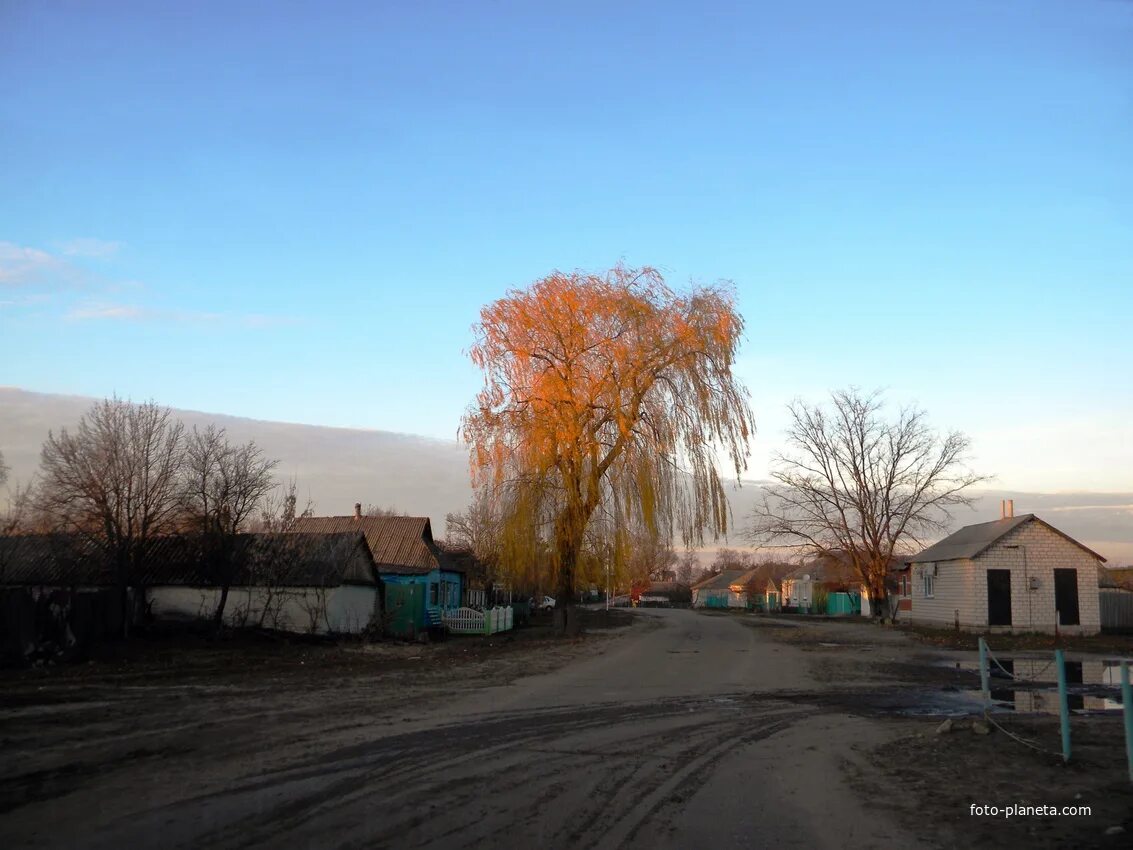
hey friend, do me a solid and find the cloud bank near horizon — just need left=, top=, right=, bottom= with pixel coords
left=2, top=387, right=1130, bottom=564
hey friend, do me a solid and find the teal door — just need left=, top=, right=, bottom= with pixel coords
left=385, top=583, right=425, bottom=638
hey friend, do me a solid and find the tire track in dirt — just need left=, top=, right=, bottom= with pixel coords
left=166, top=696, right=811, bottom=850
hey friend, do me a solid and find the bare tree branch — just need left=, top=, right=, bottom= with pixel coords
left=748, top=388, right=990, bottom=620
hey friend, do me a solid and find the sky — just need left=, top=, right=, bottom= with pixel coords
left=1, top=0, right=1131, bottom=493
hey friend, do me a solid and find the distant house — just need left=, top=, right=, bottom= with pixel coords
left=781, top=551, right=904, bottom=617
left=779, top=567, right=815, bottom=612
left=739, top=567, right=781, bottom=612
left=691, top=569, right=754, bottom=608
left=890, top=563, right=913, bottom=616
left=435, top=541, right=489, bottom=608
left=637, top=581, right=691, bottom=607
left=905, top=506, right=1104, bottom=635
left=781, top=555, right=857, bottom=613
left=292, top=507, right=463, bottom=638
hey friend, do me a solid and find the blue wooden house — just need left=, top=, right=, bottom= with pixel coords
left=293, top=507, right=463, bottom=637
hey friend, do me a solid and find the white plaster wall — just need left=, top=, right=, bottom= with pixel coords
left=326, top=584, right=380, bottom=634
left=148, top=585, right=379, bottom=635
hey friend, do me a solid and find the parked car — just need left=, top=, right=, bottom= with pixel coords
left=539, top=595, right=556, bottom=610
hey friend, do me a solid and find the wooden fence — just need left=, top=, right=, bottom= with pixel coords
left=1100, top=588, right=1133, bottom=633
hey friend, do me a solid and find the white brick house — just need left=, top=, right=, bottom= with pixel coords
left=906, top=510, right=1105, bottom=635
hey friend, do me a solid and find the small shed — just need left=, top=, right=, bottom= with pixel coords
left=905, top=506, right=1104, bottom=635
left=691, top=569, right=752, bottom=608
left=145, top=532, right=380, bottom=634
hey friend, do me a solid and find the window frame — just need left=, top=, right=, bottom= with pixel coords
left=922, top=565, right=935, bottom=599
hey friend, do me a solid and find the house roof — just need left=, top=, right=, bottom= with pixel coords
left=145, top=533, right=376, bottom=587
left=0, top=532, right=377, bottom=588
left=783, top=550, right=903, bottom=584
left=290, top=515, right=459, bottom=575
left=907, top=514, right=1106, bottom=564
left=739, top=564, right=780, bottom=592
left=691, top=569, right=749, bottom=592
left=0, top=534, right=112, bottom=586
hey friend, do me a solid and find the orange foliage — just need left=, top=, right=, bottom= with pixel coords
left=461, top=264, right=755, bottom=606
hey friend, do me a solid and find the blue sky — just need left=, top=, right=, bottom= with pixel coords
left=2, top=0, right=1131, bottom=491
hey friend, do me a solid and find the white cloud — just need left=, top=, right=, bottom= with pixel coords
left=970, top=417, right=1133, bottom=493
left=64, top=301, right=298, bottom=329
left=65, top=303, right=147, bottom=321
left=0, top=241, right=64, bottom=286
left=58, top=237, right=122, bottom=259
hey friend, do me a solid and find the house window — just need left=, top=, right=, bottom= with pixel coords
left=922, top=568, right=935, bottom=599
left=429, top=582, right=439, bottom=606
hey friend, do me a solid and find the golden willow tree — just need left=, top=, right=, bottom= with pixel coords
left=461, top=265, right=756, bottom=632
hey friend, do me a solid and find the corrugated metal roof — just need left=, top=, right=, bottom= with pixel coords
left=907, top=514, right=1106, bottom=564
left=0, top=535, right=111, bottom=586
left=0, top=532, right=377, bottom=588
left=141, top=533, right=376, bottom=587
left=290, top=515, right=458, bottom=575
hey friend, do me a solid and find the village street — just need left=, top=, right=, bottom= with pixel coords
left=1, top=610, right=939, bottom=850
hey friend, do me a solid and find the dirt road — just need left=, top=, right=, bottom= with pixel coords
left=1, top=609, right=929, bottom=849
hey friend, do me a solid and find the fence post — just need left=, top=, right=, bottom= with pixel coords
left=1121, top=661, right=1133, bottom=785
left=978, top=637, right=990, bottom=709
left=1055, top=649, right=1071, bottom=764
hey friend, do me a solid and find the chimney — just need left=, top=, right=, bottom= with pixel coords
left=1007, top=499, right=1014, bottom=518
left=354, top=502, right=362, bottom=520
left=1000, top=499, right=1006, bottom=519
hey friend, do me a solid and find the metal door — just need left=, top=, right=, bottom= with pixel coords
left=1053, top=569, right=1080, bottom=626
left=987, top=569, right=1012, bottom=626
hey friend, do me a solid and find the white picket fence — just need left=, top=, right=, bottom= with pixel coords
left=441, top=605, right=514, bottom=635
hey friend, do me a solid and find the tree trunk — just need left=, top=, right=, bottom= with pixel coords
left=554, top=532, right=582, bottom=636
left=213, top=583, right=231, bottom=630
left=116, top=550, right=131, bottom=640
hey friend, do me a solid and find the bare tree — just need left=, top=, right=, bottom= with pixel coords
left=253, top=480, right=315, bottom=630
left=676, top=550, right=697, bottom=585
left=1, top=481, right=35, bottom=538
left=0, top=451, right=38, bottom=583
left=748, top=389, right=988, bottom=620
left=0, top=448, right=37, bottom=538
left=37, top=398, right=185, bottom=636
left=255, top=479, right=314, bottom=534
left=445, top=490, right=501, bottom=571
left=181, top=425, right=278, bottom=627
left=364, top=504, right=406, bottom=517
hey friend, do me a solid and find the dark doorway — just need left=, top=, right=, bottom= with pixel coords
left=1054, top=569, right=1080, bottom=626
left=987, top=569, right=1012, bottom=626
